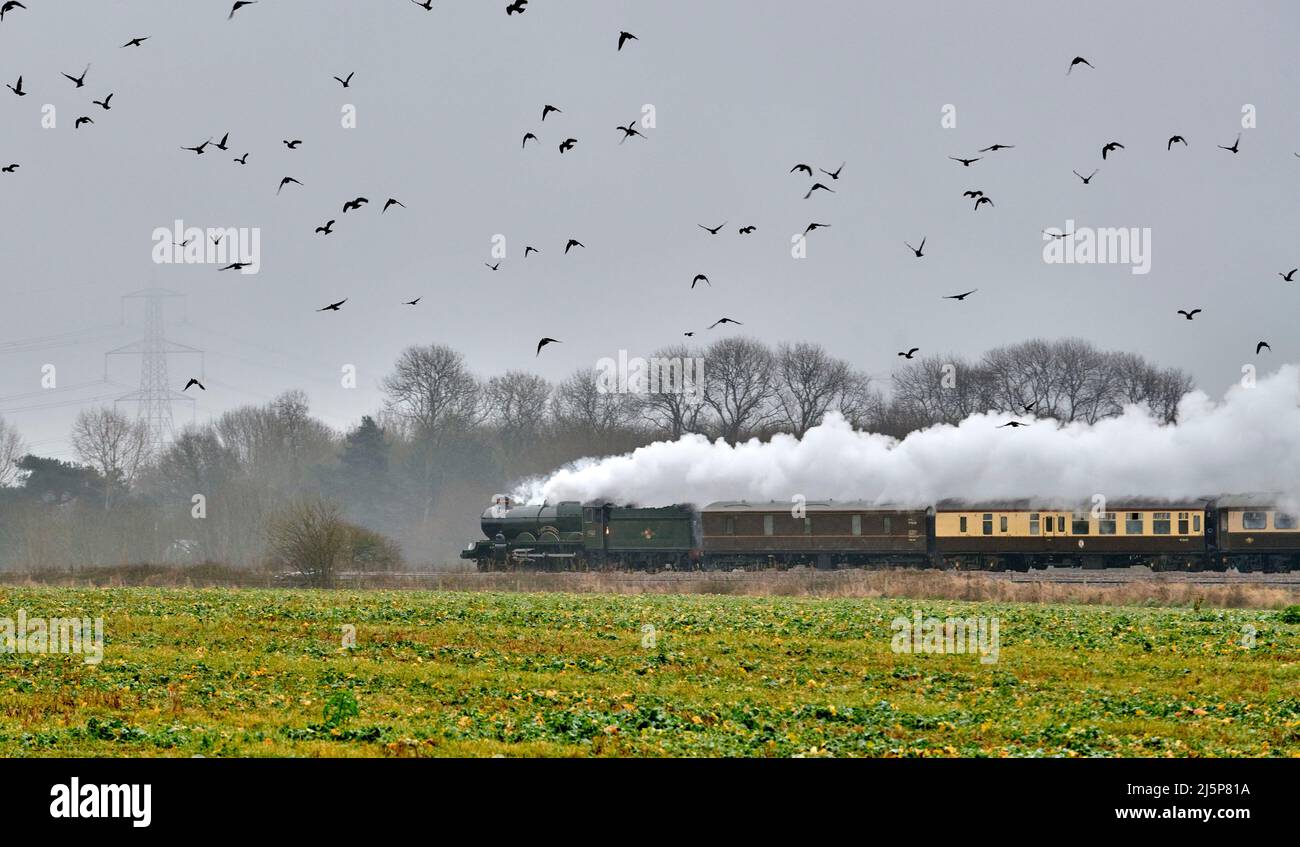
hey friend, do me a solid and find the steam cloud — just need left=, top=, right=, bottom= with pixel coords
left=517, top=366, right=1300, bottom=508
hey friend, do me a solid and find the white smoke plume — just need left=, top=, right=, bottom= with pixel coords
left=516, top=366, right=1300, bottom=508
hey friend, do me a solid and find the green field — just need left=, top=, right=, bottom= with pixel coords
left=0, top=587, right=1297, bottom=757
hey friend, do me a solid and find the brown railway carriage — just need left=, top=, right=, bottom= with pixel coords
left=934, top=498, right=1210, bottom=571
left=1214, top=494, right=1300, bottom=571
left=700, top=500, right=931, bottom=569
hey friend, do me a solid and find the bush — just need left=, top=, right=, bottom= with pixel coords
left=265, top=497, right=403, bottom=586
left=1280, top=605, right=1300, bottom=624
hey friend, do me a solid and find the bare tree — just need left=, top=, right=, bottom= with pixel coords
left=703, top=337, right=776, bottom=443
left=382, top=344, right=483, bottom=441
left=70, top=407, right=151, bottom=507
left=637, top=345, right=708, bottom=439
left=774, top=342, right=863, bottom=436
left=484, top=371, right=552, bottom=444
left=551, top=368, right=637, bottom=436
left=265, top=497, right=352, bottom=587
left=0, top=415, right=24, bottom=487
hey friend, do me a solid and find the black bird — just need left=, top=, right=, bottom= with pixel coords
left=979, top=144, right=1015, bottom=152
left=536, top=337, right=560, bottom=356
left=1, top=164, right=17, bottom=173
left=944, top=289, right=977, bottom=301
left=524, top=246, right=539, bottom=257
left=485, top=262, right=500, bottom=271
left=998, top=421, right=1029, bottom=428
left=283, top=139, right=302, bottom=149
left=522, top=132, right=537, bottom=148
left=616, top=122, right=646, bottom=143
left=0, top=1, right=26, bottom=21
left=790, top=163, right=813, bottom=176
left=1073, top=169, right=1097, bottom=184
left=1280, top=268, right=1297, bottom=282
left=506, top=0, right=528, bottom=15
left=708, top=317, right=743, bottom=329
left=74, top=116, right=93, bottom=129
left=1256, top=341, right=1271, bottom=355
left=1067, top=56, right=1094, bottom=74
left=962, top=190, right=984, bottom=199
left=213, top=132, right=230, bottom=151
left=617, top=31, right=638, bottom=51
left=405, top=298, right=421, bottom=306
left=315, top=220, right=336, bottom=235
left=411, top=0, right=433, bottom=9
left=212, top=234, right=224, bottom=245
left=820, top=162, right=845, bottom=179
left=318, top=299, right=346, bottom=312
left=218, top=262, right=249, bottom=271
left=699, top=222, right=727, bottom=235
left=738, top=226, right=757, bottom=235
left=1218, top=133, right=1241, bottom=154
left=541, top=104, right=561, bottom=121
left=277, top=176, right=302, bottom=195
left=905, top=238, right=925, bottom=258
left=803, top=222, right=830, bottom=235
left=122, top=36, right=149, bottom=48
left=564, top=239, right=585, bottom=254
left=62, top=65, right=90, bottom=88
left=1101, top=142, right=1124, bottom=160
left=898, top=348, right=919, bottom=359
left=183, top=378, right=205, bottom=391
left=683, top=332, right=695, bottom=337
left=559, top=138, right=577, bottom=153
left=1168, top=135, right=1187, bottom=150
left=6, top=75, right=24, bottom=96
left=233, top=153, right=249, bottom=164
left=1021, top=401, right=1037, bottom=413
left=691, top=274, right=710, bottom=289
left=1177, top=309, right=1201, bottom=320
left=91, top=93, right=113, bottom=110
left=228, top=1, right=257, bottom=19
left=949, top=156, right=981, bottom=167
left=333, top=71, right=354, bottom=88
left=1042, top=229, right=1072, bottom=240
left=804, top=182, right=834, bottom=199
left=342, top=197, right=369, bottom=213
left=383, top=198, right=405, bottom=213
left=973, top=196, right=994, bottom=210
left=182, top=139, right=211, bottom=155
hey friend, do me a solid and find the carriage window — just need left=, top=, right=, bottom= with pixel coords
left=803, top=517, right=813, bottom=535
left=1177, top=512, right=1189, bottom=534
left=1057, top=516, right=1066, bottom=533
left=1099, top=513, right=1116, bottom=535
left=763, top=515, right=774, bottom=536
left=1125, top=512, right=1143, bottom=534
left=1193, top=514, right=1201, bottom=532
left=1069, top=514, right=1088, bottom=534
left=584, top=508, right=594, bottom=523
left=959, top=516, right=968, bottom=533
left=1242, top=511, right=1267, bottom=530
left=1275, top=513, right=1298, bottom=529
left=999, top=515, right=1008, bottom=533
left=982, top=514, right=993, bottom=535
left=1029, top=513, right=1040, bottom=535
left=1152, top=512, right=1171, bottom=534
left=851, top=514, right=861, bottom=536
left=725, top=517, right=735, bottom=536
left=883, top=516, right=892, bottom=535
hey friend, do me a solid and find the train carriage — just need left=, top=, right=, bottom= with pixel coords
left=1214, top=494, right=1300, bottom=571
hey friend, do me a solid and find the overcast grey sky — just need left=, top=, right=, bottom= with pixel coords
left=2, top=0, right=1298, bottom=459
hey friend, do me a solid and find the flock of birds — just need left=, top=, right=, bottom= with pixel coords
left=1, top=8, right=1295, bottom=423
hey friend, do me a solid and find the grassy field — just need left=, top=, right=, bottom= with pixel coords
left=0, top=586, right=1297, bottom=757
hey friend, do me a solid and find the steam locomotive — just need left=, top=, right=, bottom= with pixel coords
left=461, top=494, right=1300, bottom=572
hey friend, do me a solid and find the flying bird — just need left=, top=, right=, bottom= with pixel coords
left=91, top=93, right=113, bottom=110
left=820, top=162, right=845, bottom=180
left=333, top=71, right=354, bottom=88
left=1177, top=309, right=1201, bottom=320
left=790, top=163, right=813, bottom=176
left=1073, top=169, right=1097, bottom=184
left=804, top=182, right=834, bottom=199
left=228, top=1, right=257, bottom=19
left=74, top=116, right=93, bottom=129
left=524, top=246, right=539, bottom=257
left=998, top=421, right=1029, bottom=428
left=944, top=289, right=977, bottom=301
left=214, top=132, right=230, bottom=150
left=315, top=220, right=336, bottom=235
left=617, top=31, right=638, bottom=51
left=218, top=262, right=249, bottom=272
left=183, top=378, right=205, bottom=392
left=383, top=198, right=405, bottom=213
left=485, top=262, right=500, bottom=271
left=1218, top=133, right=1241, bottom=154
left=738, top=226, right=757, bottom=235
left=5, top=76, right=24, bottom=96
left=979, top=144, right=1015, bottom=152
left=62, top=65, right=90, bottom=88
left=404, top=298, right=421, bottom=306
left=1067, top=56, right=1094, bottom=74
left=699, top=222, right=727, bottom=235
left=541, top=104, right=562, bottom=120
left=233, top=153, right=249, bottom=164
left=962, top=190, right=984, bottom=199
left=1021, top=401, right=1037, bottom=413
left=122, top=36, right=149, bottom=48
left=411, top=0, right=433, bottom=8
left=536, top=337, right=560, bottom=355
left=182, top=139, right=211, bottom=155
left=1, top=164, right=17, bottom=173
left=691, top=274, right=710, bottom=289
left=318, top=299, right=346, bottom=312
left=708, top=317, right=743, bottom=329
left=277, top=176, right=302, bottom=195
left=1256, top=341, right=1271, bottom=355
left=564, top=239, right=585, bottom=254
left=506, top=0, right=528, bottom=15
left=283, top=139, right=302, bottom=149
left=559, top=138, right=577, bottom=153
left=905, top=238, right=925, bottom=258
left=1280, top=268, right=1297, bottom=282
left=898, top=348, right=919, bottom=359
left=0, top=1, right=26, bottom=22
left=803, top=222, right=830, bottom=235
left=1101, top=142, right=1124, bottom=160
left=949, top=156, right=981, bottom=167
left=616, top=122, right=646, bottom=143
left=1167, top=135, right=1187, bottom=150
left=522, top=132, right=537, bottom=148
left=342, top=197, right=369, bottom=213
left=973, top=196, right=994, bottom=210
left=683, top=332, right=695, bottom=337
